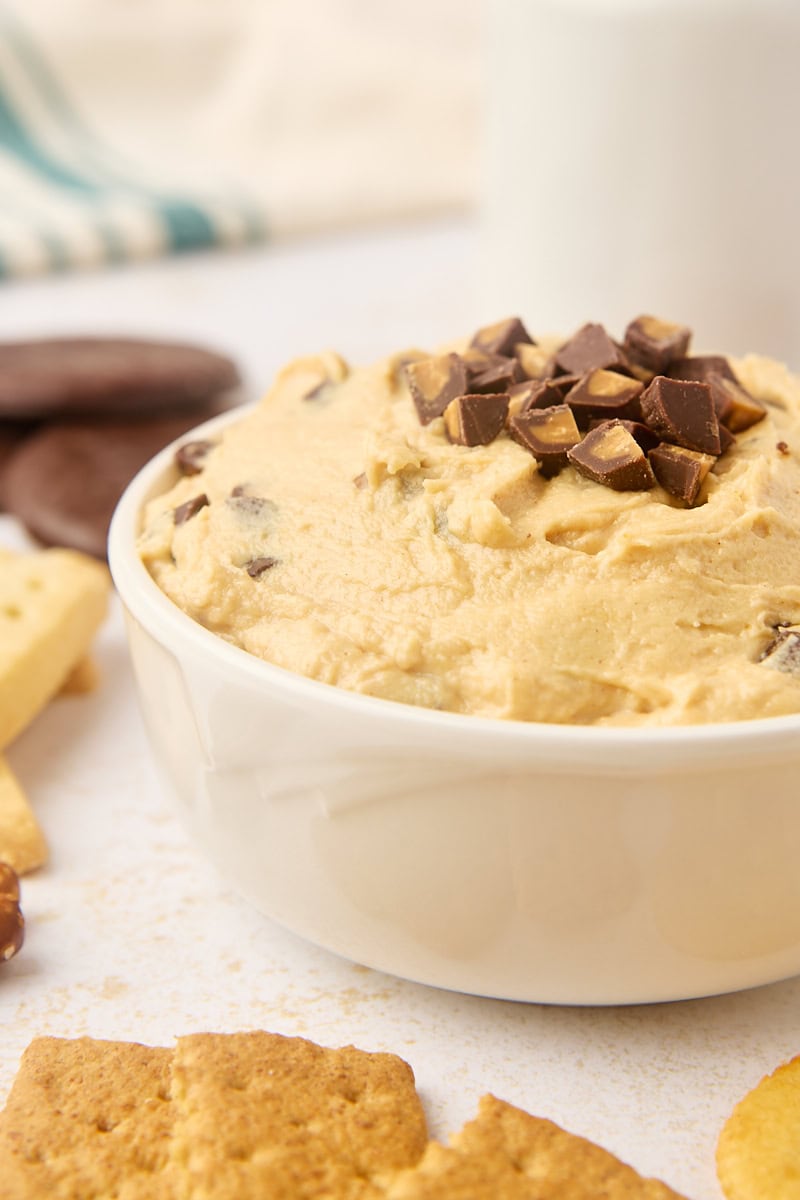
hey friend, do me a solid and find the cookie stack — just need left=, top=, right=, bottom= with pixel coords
left=0, top=336, right=242, bottom=559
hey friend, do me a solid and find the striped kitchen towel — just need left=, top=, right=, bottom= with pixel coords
left=0, top=4, right=264, bottom=279
left=0, top=0, right=478, bottom=281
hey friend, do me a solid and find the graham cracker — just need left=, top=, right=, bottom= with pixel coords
left=0, top=754, right=47, bottom=875
left=0, top=1036, right=177, bottom=1199
left=383, top=1094, right=688, bottom=1199
left=169, top=1030, right=428, bottom=1199
left=0, top=547, right=109, bottom=750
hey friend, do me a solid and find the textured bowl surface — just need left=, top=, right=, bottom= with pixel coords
left=109, top=408, right=800, bottom=1005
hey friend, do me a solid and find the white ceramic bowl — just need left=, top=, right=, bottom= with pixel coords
left=109, top=408, right=800, bottom=1006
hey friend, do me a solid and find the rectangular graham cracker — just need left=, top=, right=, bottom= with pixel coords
left=0, top=1036, right=177, bottom=1200
left=0, top=754, right=47, bottom=874
left=0, top=548, right=109, bottom=751
left=383, top=1094, right=688, bottom=1199
left=169, top=1030, right=429, bottom=1200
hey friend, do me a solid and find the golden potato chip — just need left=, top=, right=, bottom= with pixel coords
left=717, top=1053, right=800, bottom=1199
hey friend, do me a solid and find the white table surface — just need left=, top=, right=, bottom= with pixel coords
left=1, top=219, right=799, bottom=1200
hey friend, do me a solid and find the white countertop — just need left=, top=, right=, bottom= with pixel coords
left=1, top=219, right=799, bottom=1200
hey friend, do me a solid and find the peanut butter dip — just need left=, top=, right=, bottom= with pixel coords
left=138, top=317, right=800, bottom=726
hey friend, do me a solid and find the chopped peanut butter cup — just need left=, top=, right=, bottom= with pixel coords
left=640, top=376, right=722, bottom=455
left=404, top=354, right=468, bottom=425
left=623, top=314, right=691, bottom=373
left=567, top=420, right=656, bottom=491
left=510, top=404, right=581, bottom=476
left=444, top=393, right=509, bottom=446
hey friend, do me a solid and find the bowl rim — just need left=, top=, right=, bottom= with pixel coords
left=108, top=404, right=800, bottom=768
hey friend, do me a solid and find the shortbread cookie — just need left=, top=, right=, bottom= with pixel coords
left=170, top=1030, right=428, bottom=1199
left=0, top=337, right=240, bottom=419
left=0, top=547, right=109, bottom=749
left=716, top=1053, right=800, bottom=1199
left=59, top=656, right=100, bottom=696
left=0, top=1036, right=176, bottom=1199
left=0, top=756, right=47, bottom=874
left=384, top=1094, right=687, bottom=1199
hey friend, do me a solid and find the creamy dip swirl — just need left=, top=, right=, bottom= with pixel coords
left=139, top=342, right=800, bottom=726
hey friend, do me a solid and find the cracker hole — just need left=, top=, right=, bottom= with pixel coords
left=2, top=605, right=21, bottom=619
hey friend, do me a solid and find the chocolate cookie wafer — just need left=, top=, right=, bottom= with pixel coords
left=0, top=337, right=240, bottom=419
left=1, top=414, right=221, bottom=559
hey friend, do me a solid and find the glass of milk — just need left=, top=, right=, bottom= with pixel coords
left=480, top=0, right=800, bottom=367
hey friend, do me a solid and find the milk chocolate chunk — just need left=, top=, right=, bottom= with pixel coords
left=567, top=420, right=656, bottom=491
left=175, top=439, right=216, bottom=476
left=462, top=350, right=522, bottom=393
left=404, top=353, right=468, bottom=425
left=444, top=393, right=509, bottom=446
left=510, top=404, right=581, bottom=476
left=668, top=354, right=738, bottom=385
left=640, top=376, right=721, bottom=455
left=623, top=315, right=692, bottom=373
left=470, top=316, right=534, bottom=358
left=564, top=369, right=644, bottom=428
left=245, top=556, right=278, bottom=578
left=554, top=323, right=629, bottom=376
left=589, top=418, right=659, bottom=454
left=648, top=443, right=715, bottom=505
left=174, top=493, right=209, bottom=525
left=708, top=374, right=767, bottom=432
left=507, top=378, right=566, bottom=418
left=760, top=628, right=800, bottom=677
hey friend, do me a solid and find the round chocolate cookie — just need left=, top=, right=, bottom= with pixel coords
left=0, top=414, right=217, bottom=558
left=0, top=337, right=240, bottom=419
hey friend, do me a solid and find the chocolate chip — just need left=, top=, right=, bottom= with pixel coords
left=623, top=315, right=692, bottom=373
left=510, top=404, right=581, bottom=476
left=564, top=369, right=644, bottom=428
left=443, top=393, right=509, bottom=446
left=760, top=628, right=800, bottom=677
left=567, top=420, right=656, bottom=491
left=668, top=354, right=738, bottom=385
left=245, top=556, right=278, bottom=578
left=175, top=439, right=216, bottom=476
left=404, top=353, right=468, bottom=425
left=707, top=375, right=767, bottom=433
left=640, top=376, right=721, bottom=455
left=554, top=323, right=629, bottom=376
left=470, top=317, right=534, bottom=358
left=227, top=490, right=272, bottom=517
left=777, top=441, right=790, bottom=455
left=173, top=493, right=209, bottom=525
left=648, top=443, right=715, bottom=505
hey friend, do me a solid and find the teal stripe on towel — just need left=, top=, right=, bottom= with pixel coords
left=0, top=9, right=225, bottom=254
left=0, top=82, right=124, bottom=261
